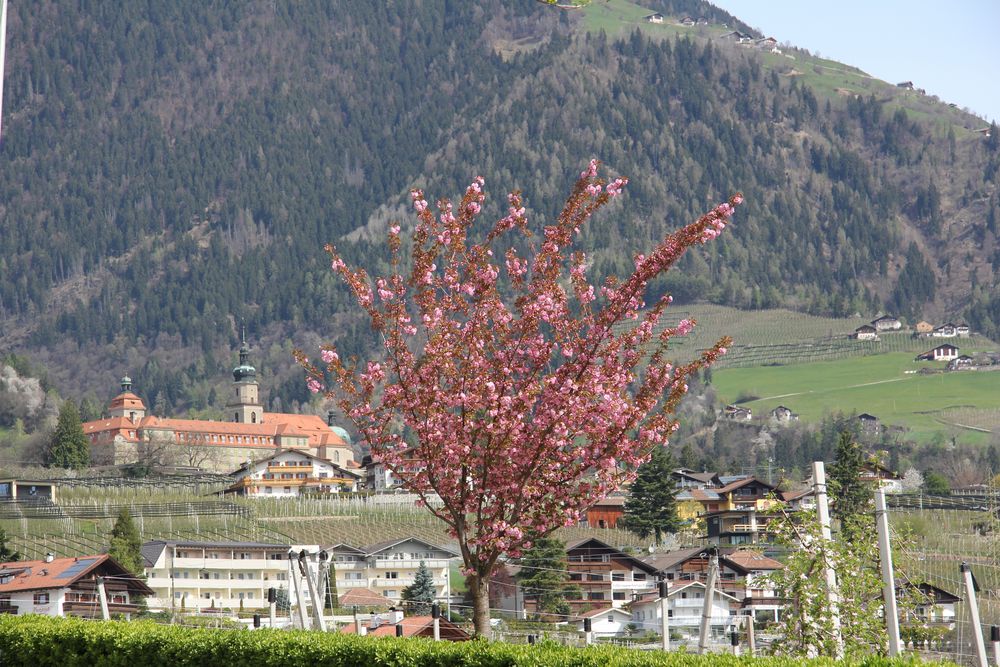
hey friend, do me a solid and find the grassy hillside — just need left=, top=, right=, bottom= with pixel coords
left=712, top=352, right=1000, bottom=443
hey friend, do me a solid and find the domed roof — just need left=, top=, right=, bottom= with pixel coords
left=233, top=340, right=257, bottom=382
left=330, top=426, right=352, bottom=445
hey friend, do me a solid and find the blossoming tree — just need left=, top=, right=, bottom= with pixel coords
left=299, top=161, right=741, bottom=635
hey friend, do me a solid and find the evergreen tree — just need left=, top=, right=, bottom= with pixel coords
left=45, top=401, right=90, bottom=469
left=619, top=445, right=681, bottom=544
left=108, top=508, right=143, bottom=575
left=401, top=561, right=437, bottom=615
left=0, top=527, right=21, bottom=562
left=829, top=431, right=872, bottom=540
left=513, top=537, right=575, bottom=619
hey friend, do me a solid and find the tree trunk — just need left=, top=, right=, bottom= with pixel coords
left=469, top=572, right=491, bottom=637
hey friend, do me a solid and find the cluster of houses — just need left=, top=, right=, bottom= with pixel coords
left=852, top=315, right=971, bottom=343
left=0, top=465, right=961, bottom=641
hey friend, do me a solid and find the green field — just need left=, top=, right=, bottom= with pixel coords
left=712, top=353, right=1000, bottom=443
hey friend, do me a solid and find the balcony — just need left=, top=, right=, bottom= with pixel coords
left=337, top=579, right=372, bottom=589
left=611, top=579, right=656, bottom=591
left=368, top=559, right=452, bottom=569
left=267, top=464, right=313, bottom=472
left=166, top=558, right=289, bottom=570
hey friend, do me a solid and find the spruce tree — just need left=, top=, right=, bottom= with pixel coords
left=514, top=537, right=575, bottom=619
left=0, top=527, right=21, bottom=562
left=829, top=431, right=873, bottom=540
left=401, top=561, right=437, bottom=615
left=45, top=401, right=90, bottom=469
left=619, top=445, right=680, bottom=544
left=108, top=508, right=144, bottom=575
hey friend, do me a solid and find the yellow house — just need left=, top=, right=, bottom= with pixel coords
left=711, top=476, right=780, bottom=512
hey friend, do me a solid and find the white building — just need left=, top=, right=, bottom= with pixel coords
left=0, top=554, right=152, bottom=618
left=629, top=581, right=738, bottom=638
left=575, top=606, right=636, bottom=638
left=328, top=537, right=457, bottom=603
left=226, top=449, right=363, bottom=497
left=141, top=540, right=319, bottom=611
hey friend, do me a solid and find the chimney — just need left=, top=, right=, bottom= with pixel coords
left=44, top=553, right=54, bottom=563
left=327, top=410, right=336, bottom=427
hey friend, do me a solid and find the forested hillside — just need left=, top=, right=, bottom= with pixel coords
left=0, top=0, right=997, bottom=410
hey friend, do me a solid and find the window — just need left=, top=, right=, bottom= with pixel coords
left=251, top=413, right=257, bottom=423
left=34, top=593, right=49, bottom=605
left=237, top=573, right=245, bottom=580
left=588, top=592, right=604, bottom=601
left=386, top=572, right=399, bottom=579
left=587, top=574, right=602, bottom=581
left=667, top=610, right=674, bottom=618
left=613, top=592, right=626, bottom=601
left=283, top=487, right=291, bottom=493
left=247, top=592, right=254, bottom=600
left=174, top=592, right=182, bottom=599
left=111, top=594, right=127, bottom=604
left=238, top=593, right=245, bottom=600
left=611, top=572, right=625, bottom=582
left=235, top=412, right=239, bottom=422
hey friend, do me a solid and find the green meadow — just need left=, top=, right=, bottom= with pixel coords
left=712, top=352, right=1000, bottom=444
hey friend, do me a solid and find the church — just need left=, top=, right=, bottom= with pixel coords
left=82, top=339, right=356, bottom=474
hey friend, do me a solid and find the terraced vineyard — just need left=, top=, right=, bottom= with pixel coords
left=0, top=486, right=652, bottom=561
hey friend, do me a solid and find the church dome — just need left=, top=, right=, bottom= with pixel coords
left=233, top=339, right=257, bottom=382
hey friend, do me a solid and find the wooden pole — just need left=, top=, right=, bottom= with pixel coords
left=813, top=461, right=844, bottom=659
left=875, top=488, right=902, bottom=656
left=698, top=550, right=719, bottom=654
left=746, top=614, right=756, bottom=656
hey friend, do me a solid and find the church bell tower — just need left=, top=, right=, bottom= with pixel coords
left=227, top=331, right=263, bottom=424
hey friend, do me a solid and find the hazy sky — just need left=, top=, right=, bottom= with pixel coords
left=708, top=1, right=999, bottom=124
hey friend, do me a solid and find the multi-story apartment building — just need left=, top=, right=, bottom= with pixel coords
left=141, top=540, right=319, bottom=611
left=226, top=449, right=364, bottom=496
left=558, top=538, right=660, bottom=614
left=328, top=537, right=457, bottom=603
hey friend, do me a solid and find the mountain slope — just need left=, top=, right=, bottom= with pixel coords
left=0, top=0, right=997, bottom=407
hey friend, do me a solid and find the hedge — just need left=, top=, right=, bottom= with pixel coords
left=0, top=615, right=936, bottom=667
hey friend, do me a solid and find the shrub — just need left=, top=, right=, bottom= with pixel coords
left=0, top=615, right=937, bottom=667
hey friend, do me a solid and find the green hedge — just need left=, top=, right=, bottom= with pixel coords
left=0, top=615, right=935, bottom=667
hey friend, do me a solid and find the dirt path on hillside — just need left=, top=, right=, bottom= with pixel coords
left=753, top=377, right=907, bottom=402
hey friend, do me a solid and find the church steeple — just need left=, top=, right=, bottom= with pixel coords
left=228, top=330, right=262, bottom=424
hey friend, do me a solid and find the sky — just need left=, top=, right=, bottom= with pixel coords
left=708, top=0, right=999, bottom=124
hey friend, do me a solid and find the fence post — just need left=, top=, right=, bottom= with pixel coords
left=813, top=460, right=844, bottom=659
left=962, top=562, right=988, bottom=667
left=875, top=488, right=902, bottom=656
left=96, top=576, right=110, bottom=620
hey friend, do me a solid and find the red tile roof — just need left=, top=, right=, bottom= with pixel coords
left=338, top=588, right=390, bottom=608
left=339, top=616, right=470, bottom=640
left=0, top=555, right=153, bottom=595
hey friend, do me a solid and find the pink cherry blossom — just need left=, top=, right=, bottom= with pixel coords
left=299, top=161, right=741, bottom=636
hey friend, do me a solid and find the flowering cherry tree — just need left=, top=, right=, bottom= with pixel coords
left=299, top=161, right=741, bottom=635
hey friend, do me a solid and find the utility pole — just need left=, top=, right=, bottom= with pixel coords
left=874, top=488, right=901, bottom=657
left=813, top=461, right=844, bottom=659
left=746, top=615, right=756, bottom=656
left=96, top=576, right=110, bottom=620
left=698, top=548, right=719, bottom=655
left=659, top=580, right=670, bottom=651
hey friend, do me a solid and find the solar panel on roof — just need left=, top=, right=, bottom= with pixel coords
left=55, top=558, right=99, bottom=580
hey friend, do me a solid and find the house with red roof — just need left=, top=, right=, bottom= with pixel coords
left=0, top=554, right=152, bottom=618
left=339, top=610, right=470, bottom=640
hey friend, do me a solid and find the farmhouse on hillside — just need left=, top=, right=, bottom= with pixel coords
left=769, top=406, right=798, bottom=422
left=645, top=13, right=664, bottom=23
left=857, top=413, right=881, bottom=434
left=724, top=405, right=752, bottom=421
left=871, top=315, right=902, bottom=331
left=947, top=355, right=976, bottom=371
left=915, top=344, right=960, bottom=362
left=915, top=320, right=934, bottom=334
left=932, top=323, right=958, bottom=338
left=852, top=324, right=879, bottom=341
